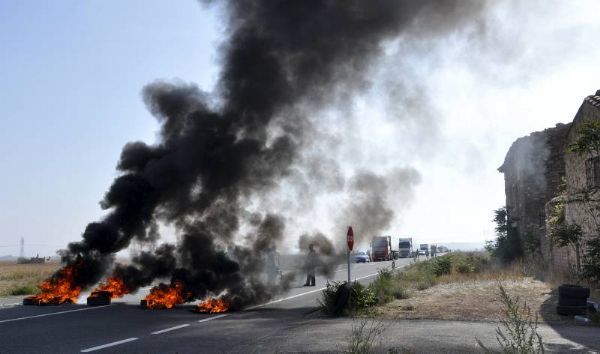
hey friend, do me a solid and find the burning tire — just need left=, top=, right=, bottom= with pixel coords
left=23, top=297, right=40, bottom=306
left=23, top=296, right=73, bottom=306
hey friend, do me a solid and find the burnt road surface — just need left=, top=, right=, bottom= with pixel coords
left=0, top=259, right=409, bottom=353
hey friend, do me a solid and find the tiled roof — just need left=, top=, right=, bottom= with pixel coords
left=585, top=92, right=600, bottom=108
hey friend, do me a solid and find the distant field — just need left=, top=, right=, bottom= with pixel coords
left=0, top=261, right=60, bottom=297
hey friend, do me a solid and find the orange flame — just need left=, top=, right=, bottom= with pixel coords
left=144, top=282, right=188, bottom=309
left=94, top=277, right=129, bottom=298
left=28, top=264, right=82, bottom=305
left=196, top=297, right=230, bottom=313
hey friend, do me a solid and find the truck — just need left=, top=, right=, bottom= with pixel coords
left=430, top=244, right=437, bottom=257
left=419, top=244, right=429, bottom=257
left=371, top=236, right=394, bottom=261
left=398, top=238, right=413, bottom=258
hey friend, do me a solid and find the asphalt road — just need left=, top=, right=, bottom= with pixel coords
left=0, top=259, right=409, bottom=353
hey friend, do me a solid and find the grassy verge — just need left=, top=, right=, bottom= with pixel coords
left=0, top=261, right=60, bottom=297
left=320, top=253, right=487, bottom=316
left=320, top=268, right=410, bottom=316
left=320, top=252, right=562, bottom=322
left=375, top=253, right=561, bottom=322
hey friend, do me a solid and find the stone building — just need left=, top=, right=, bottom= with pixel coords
left=556, top=91, right=600, bottom=271
left=499, top=90, right=600, bottom=272
left=498, top=123, right=571, bottom=262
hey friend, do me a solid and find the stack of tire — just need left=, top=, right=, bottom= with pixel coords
left=557, top=284, right=590, bottom=316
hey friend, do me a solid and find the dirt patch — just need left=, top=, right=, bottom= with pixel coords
left=370, top=277, right=565, bottom=323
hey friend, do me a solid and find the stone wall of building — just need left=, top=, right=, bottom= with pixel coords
left=557, top=92, right=600, bottom=272
left=501, top=90, right=600, bottom=274
left=499, top=123, right=570, bottom=264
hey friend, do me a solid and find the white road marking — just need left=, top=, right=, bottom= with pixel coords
left=197, top=313, right=228, bottom=323
left=246, top=271, right=382, bottom=310
left=80, top=337, right=138, bottom=352
left=0, top=305, right=112, bottom=324
left=151, top=323, right=190, bottom=335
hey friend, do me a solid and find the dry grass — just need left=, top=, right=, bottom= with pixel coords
left=370, top=265, right=564, bottom=323
left=0, top=261, right=60, bottom=297
left=436, top=261, right=525, bottom=284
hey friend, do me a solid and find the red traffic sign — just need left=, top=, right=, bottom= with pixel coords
left=347, top=226, right=354, bottom=251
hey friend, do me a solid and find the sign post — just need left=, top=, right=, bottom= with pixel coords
left=347, top=226, right=354, bottom=311
left=347, top=226, right=354, bottom=284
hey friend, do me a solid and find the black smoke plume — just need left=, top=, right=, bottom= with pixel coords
left=51, top=0, right=487, bottom=306
left=336, top=168, right=421, bottom=248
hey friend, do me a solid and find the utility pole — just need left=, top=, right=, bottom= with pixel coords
left=19, top=237, right=24, bottom=259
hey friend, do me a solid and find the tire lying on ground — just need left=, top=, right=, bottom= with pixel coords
left=22, top=297, right=39, bottom=306
left=558, top=284, right=590, bottom=299
left=556, top=305, right=587, bottom=316
left=87, top=291, right=111, bottom=306
left=558, top=296, right=588, bottom=307
left=332, top=284, right=350, bottom=316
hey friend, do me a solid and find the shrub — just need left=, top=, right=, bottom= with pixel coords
left=430, top=255, right=452, bottom=276
left=456, top=262, right=475, bottom=274
left=400, top=262, right=437, bottom=290
left=9, top=284, right=39, bottom=296
left=451, top=253, right=489, bottom=274
left=320, top=281, right=377, bottom=316
left=319, top=281, right=345, bottom=316
left=351, top=281, right=377, bottom=309
left=368, top=269, right=406, bottom=304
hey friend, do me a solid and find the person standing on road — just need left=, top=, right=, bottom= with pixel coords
left=303, top=243, right=317, bottom=286
left=266, top=247, right=280, bottom=285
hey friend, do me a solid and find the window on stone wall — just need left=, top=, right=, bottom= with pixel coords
left=538, top=212, right=545, bottom=227
left=585, top=156, right=600, bottom=188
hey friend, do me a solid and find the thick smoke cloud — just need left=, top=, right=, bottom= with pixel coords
left=336, top=168, right=421, bottom=248
left=52, top=0, right=488, bottom=306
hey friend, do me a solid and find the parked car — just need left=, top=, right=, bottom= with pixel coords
left=353, top=251, right=371, bottom=263
left=417, top=250, right=426, bottom=256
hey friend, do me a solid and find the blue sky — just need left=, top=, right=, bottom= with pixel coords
left=0, top=1, right=221, bottom=256
left=1, top=1, right=600, bottom=257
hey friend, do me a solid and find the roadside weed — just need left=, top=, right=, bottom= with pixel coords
left=347, top=317, right=384, bottom=354
left=477, top=284, right=544, bottom=354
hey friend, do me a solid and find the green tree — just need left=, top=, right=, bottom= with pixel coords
left=550, top=223, right=583, bottom=273
left=488, top=206, right=523, bottom=263
left=564, top=119, right=600, bottom=282
left=567, top=119, right=600, bottom=157
left=582, top=237, right=600, bottom=284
